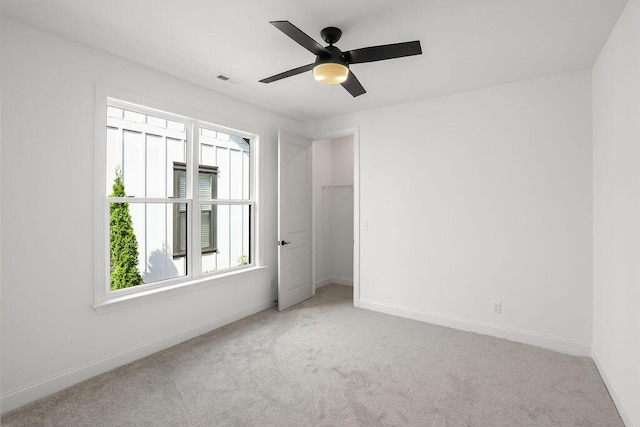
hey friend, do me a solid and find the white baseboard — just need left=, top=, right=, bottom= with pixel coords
left=592, top=346, right=637, bottom=427
left=358, top=299, right=591, bottom=356
left=0, top=299, right=275, bottom=414
left=316, top=276, right=353, bottom=289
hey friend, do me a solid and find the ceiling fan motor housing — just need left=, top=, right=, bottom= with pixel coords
left=320, top=26, right=342, bottom=45
left=315, top=45, right=348, bottom=68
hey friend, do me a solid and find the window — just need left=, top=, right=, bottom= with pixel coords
left=101, top=98, right=255, bottom=300
left=173, top=162, right=219, bottom=257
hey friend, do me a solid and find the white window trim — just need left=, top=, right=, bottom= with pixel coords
left=93, top=84, right=263, bottom=313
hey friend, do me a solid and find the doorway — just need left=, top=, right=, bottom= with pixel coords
left=312, top=135, right=356, bottom=300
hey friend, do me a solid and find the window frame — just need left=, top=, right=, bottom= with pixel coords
left=93, top=86, right=261, bottom=312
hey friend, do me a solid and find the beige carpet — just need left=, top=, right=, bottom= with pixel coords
left=2, top=284, right=622, bottom=426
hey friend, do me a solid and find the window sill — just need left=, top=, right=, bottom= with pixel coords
left=94, top=266, right=268, bottom=315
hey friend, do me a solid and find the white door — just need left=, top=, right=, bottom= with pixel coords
left=278, top=130, right=313, bottom=311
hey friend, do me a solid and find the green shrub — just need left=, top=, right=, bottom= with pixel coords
left=109, top=168, right=143, bottom=290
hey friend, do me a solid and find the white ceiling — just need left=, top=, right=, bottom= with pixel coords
left=1, top=0, right=628, bottom=122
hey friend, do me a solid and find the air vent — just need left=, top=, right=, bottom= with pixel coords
left=216, top=74, right=240, bottom=85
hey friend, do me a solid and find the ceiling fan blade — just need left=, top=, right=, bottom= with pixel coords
left=344, top=41, right=422, bottom=64
left=341, top=71, right=366, bottom=97
left=259, top=63, right=315, bottom=84
left=270, top=21, right=329, bottom=56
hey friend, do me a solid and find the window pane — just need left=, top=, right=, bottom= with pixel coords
left=199, top=128, right=249, bottom=200
left=201, top=210, right=211, bottom=249
left=177, top=169, right=187, bottom=199
left=106, top=127, right=123, bottom=195
left=167, top=120, right=185, bottom=132
left=146, top=133, right=165, bottom=197
left=147, top=115, right=167, bottom=128
left=124, top=109, right=145, bottom=123
left=198, top=172, right=213, bottom=199
left=201, top=204, right=250, bottom=274
left=106, top=107, right=187, bottom=198
left=201, top=128, right=216, bottom=138
left=107, top=106, right=123, bottom=119
left=173, top=188, right=188, bottom=256
left=177, top=210, right=187, bottom=252
left=109, top=202, right=187, bottom=290
left=122, top=130, right=145, bottom=196
left=168, top=140, right=187, bottom=198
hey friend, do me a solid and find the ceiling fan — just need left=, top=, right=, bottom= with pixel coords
left=259, top=21, right=422, bottom=97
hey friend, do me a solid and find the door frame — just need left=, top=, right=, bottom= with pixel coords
left=310, top=127, right=360, bottom=308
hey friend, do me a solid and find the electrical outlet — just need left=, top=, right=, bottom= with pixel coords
left=492, top=300, right=502, bottom=314
left=270, top=279, right=276, bottom=289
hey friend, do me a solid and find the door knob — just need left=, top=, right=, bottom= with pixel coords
left=278, top=240, right=291, bottom=246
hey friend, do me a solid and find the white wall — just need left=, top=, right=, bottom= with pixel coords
left=0, top=18, right=303, bottom=412
left=312, top=139, right=332, bottom=286
left=592, top=0, right=640, bottom=424
left=329, top=136, right=354, bottom=186
left=313, top=136, right=354, bottom=288
left=307, top=70, right=594, bottom=356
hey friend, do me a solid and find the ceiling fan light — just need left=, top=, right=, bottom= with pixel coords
left=313, top=63, right=349, bottom=85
